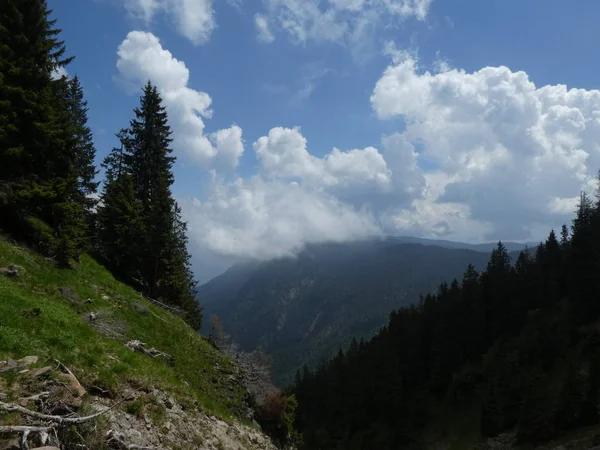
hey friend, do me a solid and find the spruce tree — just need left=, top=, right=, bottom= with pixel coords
left=0, top=0, right=86, bottom=265
left=128, top=82, right=176, bottom=297
left=63, top=75, right=99, bottom=215
left=99, top=82, right=201, bottom=327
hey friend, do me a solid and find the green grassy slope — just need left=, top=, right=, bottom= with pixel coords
left=0, top=236, right=246, bottom=420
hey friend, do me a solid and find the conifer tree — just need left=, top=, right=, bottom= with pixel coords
left=98, top=82, right=201, bottom=327
left=63, top=75, right=99, bottom=215
left=97, top=131, right=144, bottom=280
left=0, top=0, right=89, bottom=265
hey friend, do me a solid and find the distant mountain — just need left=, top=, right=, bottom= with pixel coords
left=197, top=237, right=526, bottom=386
left=387, top=235, right=539, bottom=252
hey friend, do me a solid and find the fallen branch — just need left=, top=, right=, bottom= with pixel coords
left=0, top=426, right=53, bottom=433
left=0, top=390, right=137, bottom=425
left=144, top=296, right=184, bottom=317
left=54, top=359, right=77, bottom=379
left=148, top=309, right=169, bottom=323
left=19, top=392, right=50, bottom=403
left=125, top=340, right=172, bottom=362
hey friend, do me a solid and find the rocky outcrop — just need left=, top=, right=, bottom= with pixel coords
left=0, top=356, right=278, bottom=450
left=94, top=388, right=277, bottom=450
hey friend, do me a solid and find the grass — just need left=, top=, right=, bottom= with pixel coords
left=0, top=236, right=246, bottom=421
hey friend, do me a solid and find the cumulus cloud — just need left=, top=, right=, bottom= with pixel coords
left=371, top=52, right=600, bottom=240
left=185, top=173, right=380, bottom=259
left=124, top=0, right=215, bottom=45
left=253, top=127, right=393, bottom=192
left=187, top=50, right=600, bottom=260
left=184, top=126, right=426, bottom=259
left=255, top=0, right=433, bottom=45
left=116, top=31, right=244, bottom=169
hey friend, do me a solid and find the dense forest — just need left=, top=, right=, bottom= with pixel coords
left=292, top=192, right=600, bottom=449
left=0, top=0, right=201, bottom=327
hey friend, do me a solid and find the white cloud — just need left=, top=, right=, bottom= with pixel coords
left=371, top=51, right=600, bottom=241
left=124, top=0, right=215, bottom=45
left=255, top=14, right=275, bottom=43
left=211, top=126, right=245, bottom=169
left=329, top=0, right=365, bottom=11
left=382, top=0, right=433, bottom=20
left=116, top=31, right=244, bottom=168
left=51, top=66, right=68, bottom=80
left=253, top=127, right=393, bottom=191
left=184, top=126, right=424, bottom=259
left=185, top=173, right=380, bottom=259
left=227, top=0, right=243, bottom=11
left=255, top=0, right=433, bottom=45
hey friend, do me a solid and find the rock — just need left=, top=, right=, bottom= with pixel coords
left=28, top=366, right=53, bottom=378
left=0, top=264, right=22, bottom=277
left=32, top=447, right=61, bottom=450
left=3, top=437, right=20, bottom=449
left=89, top=311, right=98, bottom=322
left=0, top=359, right=18, bottom=374
left=58, top=372, right=86, bottom=398
left=89, top=385, right=114, bottom=398
left=164, top=396, right=175, bottom=409
left=86, top=298, right=93, bottom=304
left=91, top=386, right=279, bottom=450
left=17, top=355, right=38, bottom=366
left=0, top=356, right=39, bottom=374
left=101, top=295, right=110, bottom=301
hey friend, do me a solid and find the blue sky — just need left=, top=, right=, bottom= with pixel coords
left=51, top=0, right=600, bottom=280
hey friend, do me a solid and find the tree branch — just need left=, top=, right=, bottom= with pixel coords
left=0, top=426, right=53, bottom=434
left=0, top=390, right=137, bottom=425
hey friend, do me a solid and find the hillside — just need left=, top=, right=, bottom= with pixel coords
left=199, top=238, right=523, bottom=386
left=0, top=236, right=279, bottom=449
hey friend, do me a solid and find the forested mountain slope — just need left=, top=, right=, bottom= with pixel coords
left=292, top=193, right=600, bottom=450
left=199, top=239, right=523, bottom=385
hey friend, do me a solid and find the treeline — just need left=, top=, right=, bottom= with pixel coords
left=0, top=0, right=201, bottom=327
left=293, top=191, right=600, bottom=449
